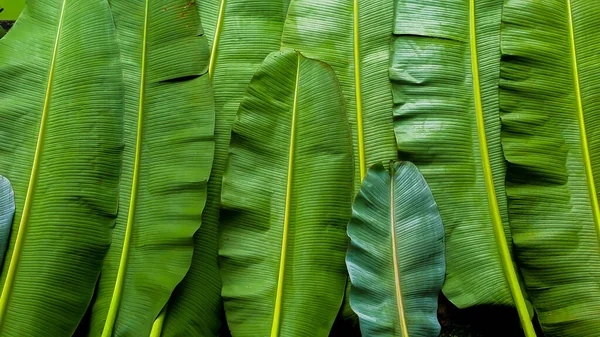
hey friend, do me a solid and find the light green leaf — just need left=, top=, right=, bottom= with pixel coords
left=88, top=0, right=215, bottom=336
left=160, top=1, right=290, bottom=335
left=500, top=0, right=600, bottom=335
left=219, top=49, right=353, bottom=337
left=0, top=0, right=123, bottom=335
left=347, top=161, right=445, bottom=337
left=0, top=177, right=14, bottom=268
left=390, top=1, right=535, bottom=334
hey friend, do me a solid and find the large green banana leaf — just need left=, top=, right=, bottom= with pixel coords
left=280, top=0, right=398, bottom=325
left=88, top=1, right=215, bottom=336
left=0, top=177, right=14, bottom=262
left=500, top=0, right=600, bottom=335
left=160, top=1, right=289, bottom=335
left=347, top=161, right=445, bottom=336
left=281, top=0, right=397, bottom=188
left=0, top=0, right=123, bottom=335
left=219, top=49, right=353, bottom=336
left=390, top=1, right=535, bottom=334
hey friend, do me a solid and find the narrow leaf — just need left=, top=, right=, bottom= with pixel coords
left=89, top=0, right=215, bottom=336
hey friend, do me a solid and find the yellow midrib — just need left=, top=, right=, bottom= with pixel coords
left=353, top=0, right=366, bottom=182
left=101, top=1, right=150, bottom=336
left=566, top=0, right=600, bottom=243
left=0, top=0, right=67, bottom=328
left=468, top=1, right=536, bottom=336
left=270, top=52, right=301, bottom=337
left=208, top=0, right=226, bottom=81
left=149, top=305, right=167, bottom=337
left=389, top=165, right=409, bottom=337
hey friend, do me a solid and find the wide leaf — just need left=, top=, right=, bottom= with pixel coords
left=347, top=161, right=445, bottom=337
left=389, top=0, right=535, bottom=334
left=0, top=0, right=122, bottom=335
left=219, top=49, right=353, bottom=336
left=500, top=0, right=600, bottom=335
left=160, top=1, right=290, bottom=336
left=88, top=0, right=215, bottom=336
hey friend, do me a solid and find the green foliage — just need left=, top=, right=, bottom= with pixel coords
left=87, top=1, right=215, bottom=336
left=219, top=49, right=354, bottom=336
left=0, top=0, right=122, bottom=334
left=500, top=0, right=600, bottom=335
left=347, top=162, right=445, bottom=336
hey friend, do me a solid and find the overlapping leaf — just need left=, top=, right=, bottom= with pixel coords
left=160, top=1, right=290, bottom=335
left=219, top=49, right=353, bottom=336
left=347, top=162, right=445, bottom=337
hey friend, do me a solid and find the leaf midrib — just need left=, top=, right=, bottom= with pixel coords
left=270, top=52, right=300, bottom=337
left=208, top=0, right=226, bottom=81
left=352, top=0, right=366, bottom=181
left=566, top=0, right=600, bottom=243
left=101, top=0, right=150, bottom=335
left=0, top=0, right=68, bottom=327
left=468, top=1, right=536, bottom=336
left=389, top=165, right=409, bottom=336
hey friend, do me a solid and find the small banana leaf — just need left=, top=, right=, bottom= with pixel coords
left=347, top=162, right=444, bottom=337
left=219, top=49, right=354, bottom=336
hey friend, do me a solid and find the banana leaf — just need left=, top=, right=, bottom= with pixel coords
left=160, top=1, right=290, bottom=335
left=347, top=161, right=445, bottom=337
left=0, top=177, right=14, bottom=266
left=0, top=0, right=123, bottom=335
left=280, top=0, right=398, bottom=325
left=219, top=49, right=353, bottom=336
left=88, top=0, right=215, bottom=336
left=500, top=0, right=600, bottom=335
left=390, top=1, right=535, bottom=334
